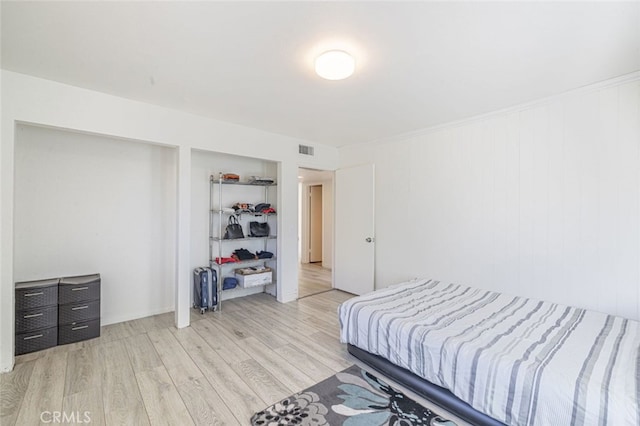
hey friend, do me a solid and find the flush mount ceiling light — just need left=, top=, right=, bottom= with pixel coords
left=315, top=50, right=355, bottom=80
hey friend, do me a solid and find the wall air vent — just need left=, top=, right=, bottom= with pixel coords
left=299, top=144, right=315, bottom=156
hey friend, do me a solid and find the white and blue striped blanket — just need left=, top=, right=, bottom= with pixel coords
left=338, top=279, right=640, bottom=426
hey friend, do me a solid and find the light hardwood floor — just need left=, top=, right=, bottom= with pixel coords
left=1, top=289, right=470, bottom=426
left=1, top=290, right=354, bottom=425
left=298, top=262, right=332, bottom=298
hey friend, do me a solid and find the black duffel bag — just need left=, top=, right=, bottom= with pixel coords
left=249, top=221, right=270, bottom=237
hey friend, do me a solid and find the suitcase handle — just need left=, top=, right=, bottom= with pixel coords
left=71, top=287, right=89, bottom=291
left=23, top=313, right=43, bottom=319
left=24, top=334, right=43, bottom=340
left=72, top=325, right=89, bottom=331
left=24, top=292, right=44, bottom=297
left=71, top=306, right=89, bottom=311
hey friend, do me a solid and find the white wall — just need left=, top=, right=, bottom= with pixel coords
left=340, top=76, right=640, bottom=321
left=14, top=124, right=176, bottom=324
left=1, top=70, right=338, bottom=371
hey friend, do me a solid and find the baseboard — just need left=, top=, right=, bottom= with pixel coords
left=101, top=306, right=174, bottom=326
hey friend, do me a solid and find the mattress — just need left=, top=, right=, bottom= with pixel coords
left=338, top=279, right=640, bottom=426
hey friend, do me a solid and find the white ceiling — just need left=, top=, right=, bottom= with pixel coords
left=2, top=1, right=639, bottom=147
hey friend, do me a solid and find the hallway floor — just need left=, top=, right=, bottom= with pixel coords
left=298, top=262, right=332, bottom=298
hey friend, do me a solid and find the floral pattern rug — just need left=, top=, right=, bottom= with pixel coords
left=251, top=365, right=458, bottom=426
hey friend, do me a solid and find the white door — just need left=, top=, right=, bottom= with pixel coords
left=334, top=164, right=375, bottom=295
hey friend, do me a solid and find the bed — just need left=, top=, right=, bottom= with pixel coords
left=338, top=279, right=640, bottom=426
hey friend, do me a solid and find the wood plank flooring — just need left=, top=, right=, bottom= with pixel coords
left=1, top=289, right=469, bottom=426
left=298, top=262, right=332, bottom=298
left=1, top=290, right=352, bottom=426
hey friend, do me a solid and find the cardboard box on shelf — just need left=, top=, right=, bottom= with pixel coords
left=235, top=267, right=272, bottom=288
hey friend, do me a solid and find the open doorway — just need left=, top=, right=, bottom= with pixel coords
left=298, top=168, right=334, bottom=298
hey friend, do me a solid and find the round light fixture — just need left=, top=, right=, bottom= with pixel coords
left=315, top=50, right=355, bottom=80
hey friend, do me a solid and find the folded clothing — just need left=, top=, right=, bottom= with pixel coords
left=233, top=248, right=256, bottom=261
left=254, top=203, right=271, bottom=212
left=215, top=257, right=237, bottom=264
left=248, top=176, right=275, bottom=184
left=222, top=173, right=240, bottom=181
left=257, top=251, right=273, bottom=259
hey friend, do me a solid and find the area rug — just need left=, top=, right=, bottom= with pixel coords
left=251, top=365, right=457, bottom=425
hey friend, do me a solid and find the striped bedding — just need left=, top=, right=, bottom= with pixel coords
left=338, top=279, right=640, bottom=426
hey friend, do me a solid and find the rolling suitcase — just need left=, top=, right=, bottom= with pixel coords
left=209, top=267, right=218, bottom=308
left=193, top=267, right=218, bottom=314
left=193, top=267, right=209, bottom=314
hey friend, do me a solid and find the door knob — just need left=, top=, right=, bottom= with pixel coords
left=365, top=237, right=373, bottom=243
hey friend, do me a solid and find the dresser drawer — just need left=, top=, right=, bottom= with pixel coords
left=58, top=299, right=100, bottom=325
left=59, top=274, right=100, bottom=304
left=15, top=279, right=58, bottom=310
left=58, top=319, right=100, bottom=345
left=15, top=326, right=57, bottom=355
left=15, top=305, right=58, bottom=333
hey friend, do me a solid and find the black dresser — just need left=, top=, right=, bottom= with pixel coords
left=58, top=274, right=101, bottom=345
left=14, top=278, right=59, bottom=355
left=14, top=273, right=101, bottom=355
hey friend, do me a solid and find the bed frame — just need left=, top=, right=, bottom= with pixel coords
left=348, top=344, right=505, bottom=426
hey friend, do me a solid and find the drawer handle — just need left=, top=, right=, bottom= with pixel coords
left=23, top=313, right=44, bottom=319
left=71, top=306, right=89, bottom=311
left=71, top=287, right=89, bottom=291
left=24, top=292, right=44, bottom=297
left=24, top=334, right=43, bottom=340
left=72, top=325, right=89, bottom=331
